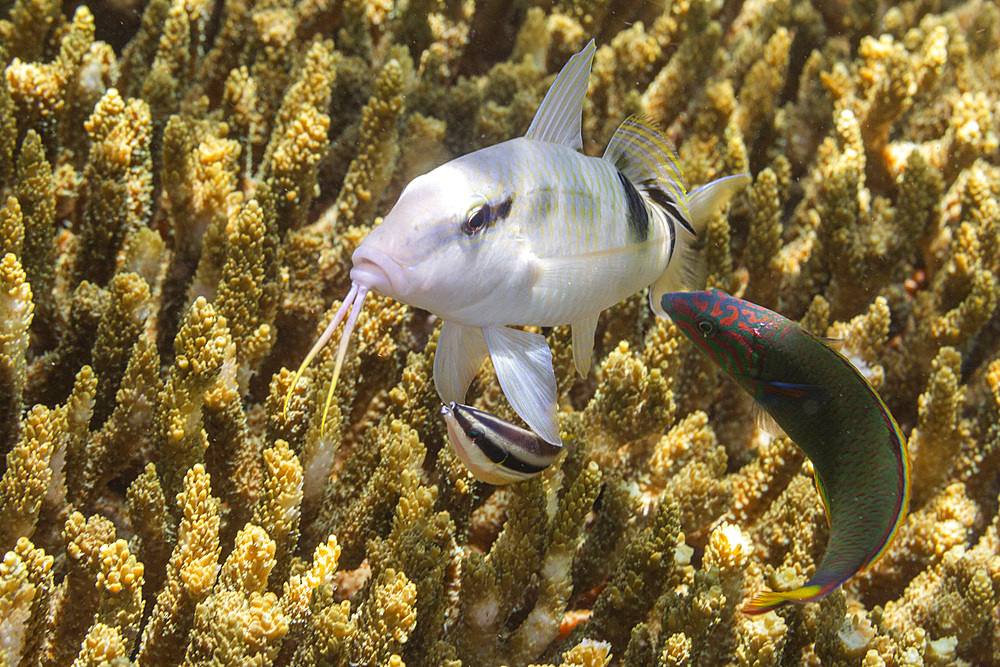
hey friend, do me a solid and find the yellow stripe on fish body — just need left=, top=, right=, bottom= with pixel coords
left=285, top=39, right=750, bottom=452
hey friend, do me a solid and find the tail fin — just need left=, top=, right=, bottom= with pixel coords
left=602, top=116, right=750, bottom=318
left=742, top=584, right=825, bottom=615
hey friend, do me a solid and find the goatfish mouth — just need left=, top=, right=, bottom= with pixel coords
left=350, top=246, right=406, bottom=298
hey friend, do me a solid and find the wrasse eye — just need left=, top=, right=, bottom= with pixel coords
left=462, top=204, right=491, bottom=236
left=696, top=317, right=718, bottom=336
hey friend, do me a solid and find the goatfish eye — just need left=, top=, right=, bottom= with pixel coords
left=696, top=316, right=718, bottom=336
left=440, top=402, right=562, bottom=485
left=462, top=203, right=491, bottom=236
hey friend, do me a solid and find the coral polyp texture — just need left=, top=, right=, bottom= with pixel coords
left=0, top=0, right=998, bottom=665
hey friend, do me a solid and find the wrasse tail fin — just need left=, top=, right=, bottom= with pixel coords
left=525, top=39, right=596, bottom=150
left=482, top=325, right=561, bottom=445
left=742, top=584, right=825, bottom=615
left=434, top=321, right=490, bottom=404
left=282, top=283, right=368, bottom=434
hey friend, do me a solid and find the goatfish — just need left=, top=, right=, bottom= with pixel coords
left=285, top=39, right=749, bottom=446
left=441, top=402, right=562, bottom=485
left=660, top=289, right=910, bottom=614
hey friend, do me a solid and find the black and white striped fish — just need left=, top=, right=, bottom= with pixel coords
left=440, top=402, right=562, bottom=485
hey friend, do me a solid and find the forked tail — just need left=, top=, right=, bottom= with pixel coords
left=283, top=282, right=369, bottom=432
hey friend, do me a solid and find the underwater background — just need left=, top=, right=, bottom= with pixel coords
left=0, top=0, right=999, bottom=664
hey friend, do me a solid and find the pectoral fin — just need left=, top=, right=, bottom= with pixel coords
left=483, top=326, right=561, bottom=445
left=571, top=312, right=599, bottom=378
left=755, top=380, right=832, bottom=424
left=758, top=381, right=831, bottom=411
left=434, top=321, right=490, bottom=403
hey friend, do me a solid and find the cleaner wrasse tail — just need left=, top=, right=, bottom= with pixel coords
left=282, top=283, right=369, bottom=432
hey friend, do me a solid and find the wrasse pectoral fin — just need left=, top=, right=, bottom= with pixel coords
left=282, top=283, right=369, bottom=434
left=742, top=584, right=825, bottom=615
left=482, top=325, right=561, bottom=445
left=524, top=39, right=596, bottom=150
left=757, top=380, right=832, bottom=416
left=434, top=321, right=490, bottom=405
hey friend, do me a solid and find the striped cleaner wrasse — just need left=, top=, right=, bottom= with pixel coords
left=285, top=40, right=750, bottom=446
left=441, top=402, right=561, bottom=485
left=660, top=289, right=910, bottom=614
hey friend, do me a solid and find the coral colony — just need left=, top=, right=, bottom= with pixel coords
left=1, top=0, right=999, bottom=665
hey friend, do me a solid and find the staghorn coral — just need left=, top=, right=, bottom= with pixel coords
left=1, top=0, right=1000, bottom=665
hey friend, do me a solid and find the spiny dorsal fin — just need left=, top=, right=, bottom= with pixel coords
left=524, top=39, right=596, bottom=150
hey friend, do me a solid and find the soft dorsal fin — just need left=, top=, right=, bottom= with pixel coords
left=524, top=39, right=596, bottom=150
left=603, top=115, right=691, bottom=223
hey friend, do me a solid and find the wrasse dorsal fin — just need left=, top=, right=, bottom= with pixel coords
left=603, top=116, right=691, bottom=222
left=816, top=335, right=845, bottom=351
left=524, top=39, right=596, bottom=150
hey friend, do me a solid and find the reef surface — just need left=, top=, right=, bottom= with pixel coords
left=1, top=0, right=999, bottom=665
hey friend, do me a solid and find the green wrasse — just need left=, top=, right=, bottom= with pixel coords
left=660, top=289, right=910, bottom=614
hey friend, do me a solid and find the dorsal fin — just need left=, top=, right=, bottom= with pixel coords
left=603, top=115, right=691, bottom=222
left=524, top=39, right=596, bottom=150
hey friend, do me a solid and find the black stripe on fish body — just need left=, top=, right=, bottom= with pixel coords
left=643, top=182, right=696, bottom=236
left=617, top=169, right=650, bottom=242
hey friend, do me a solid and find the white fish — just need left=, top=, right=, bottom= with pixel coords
left=287, top=40, right=750, bottom=445
left=441, top=402, right=561, bottom=485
